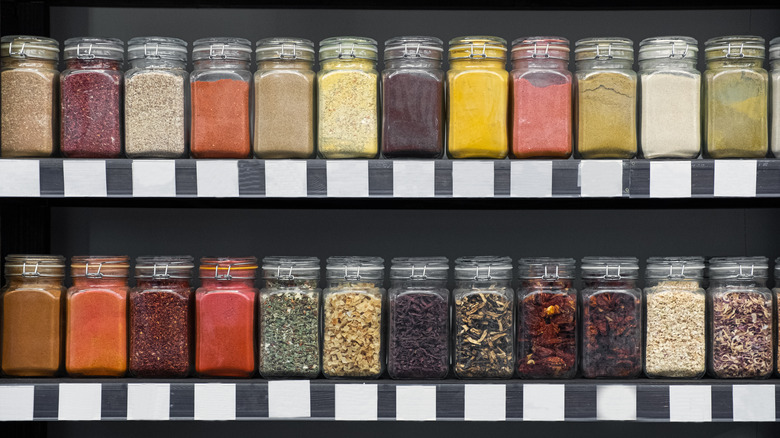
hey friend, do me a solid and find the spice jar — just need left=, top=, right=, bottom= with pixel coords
left=447, top=36, right=509, bottom=159
left=322, top=256, right=384, bottom=378
left=387, top=257, right=449, bottom=379
left=638, top=37, right=701, bottom=159
left=1, top=255, right=65, bottom=376
left=580, top=257, right=641, bottom=378
left=774, top=257, right=780, bottom=375
left=254, top=38, right=315, bottom=159
left=190, top=38, right=252, bottom=158
left=65, top=256, right=130, bottom=377
left=708, top=257, right=773, bottom=378
left=704, top=36, right=768, bottom=158
left=453, top=256, right=514, bottom=379
left=0, top=36, right=59, bottom=158
left=61, top=37, right=124, bottom=158
left=317, top=37, right=379, bottom=159
left=574, top=38, right=637, bottom=159
left=381, top=36, right=445, bottom=158
left=516, top=258, right=577, bottom=379
left=258, top=256, right=321, bottom=378
left=770, top=38, right=779, bottom=157
left=644, top=257, right=706, bottom=378
left=195, top=257, right=258, bottom=377
left=125, top=37, right=188, bottom=158
left=129, top=256, right=194, bottom=378
left=510, top=37, right=572, bottom=159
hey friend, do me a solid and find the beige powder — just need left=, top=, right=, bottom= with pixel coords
left=1, top=67, right=58, bottom=157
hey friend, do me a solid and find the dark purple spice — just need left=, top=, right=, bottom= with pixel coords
left=388, top=291, right=449, bottom=379
left=581, top=290, right=641, bottom=378
left=381, top=70, right=444, bottom=158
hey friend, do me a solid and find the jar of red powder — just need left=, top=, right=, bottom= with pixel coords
left=60, top=37, right=124, bottom=158
left=510, top=37, right=572, bottom=159
left=65, top=256, right=130, bottom=377
left=191, top=38, right=252, bottom=158
left=195, top=256, right=258, bottom=377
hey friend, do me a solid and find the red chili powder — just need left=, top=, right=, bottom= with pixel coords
left=195, top=287, right=255, bottom=377
left=191, top=78, right=251, bottom=158
left=511, top=77, right=572, bottom=158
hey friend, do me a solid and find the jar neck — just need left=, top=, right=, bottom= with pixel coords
left=193, top=59, right=250, bottom=70
left=1, top=58, right=58, bottom=69
left=576, top=58, right=633, bottom=70
left=455, top=279, right=512, bottom=289
left=327, top=279, right=382, bottom=289
left=511, top=57, right=568, bottom=70
left=6, top=277, right=63, bottom=288
left=639, top=58, right=697, bottom=71
left=129, top=58, right=186, bottom=70
left=450, top=58, right=506, bottom=69
left=520, top=278, right=573, bottom=290
left=710, top=277, right=767, bottom=288
left=136, top=278, right=191, bottom=289
left=583, top=278, right=637, bottom=288
left=199, top=277, right=255, bottom=289
left=390, top=278, right=447, bottom=289
left=385, top=58, right=442, bottom=70
left=706, top=58, right=764, bottom=69
left=771, top=59, right=779, bottom=70
left=72, top=277, right=128, bottom=288
left=257, top=59, right=313, bottom=70
left=65, top=58, right=121, bottom=70
left=645, top=278, right=702, bottom=288
left=264, top=278, right=319, bottom=289
left=320, top=58, right=376, bottom=71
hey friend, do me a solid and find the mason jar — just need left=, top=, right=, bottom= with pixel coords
left=574, top=37, right=637, bottom=159
left=638, top=37, right=701, bottom=159
left=775, top=257, right=780, bottom=375
left=0, top=36, right=59, bottom=158
left=770, top=38, right=779, bottom=157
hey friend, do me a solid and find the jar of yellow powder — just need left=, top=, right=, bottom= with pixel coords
left=447, top=36, right=509, bottom=159
left=771, top=38, right=780, bottom=157
left=317, top=36, right=379, bottom=159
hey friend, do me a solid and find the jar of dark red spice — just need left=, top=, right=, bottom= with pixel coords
left=387, top=257, right=449, bottom=379
left=580, top=256, right=641, bottom=378
left=195, top=257, right=258, bottom=377
left=381, top=36, right=444, bottom=158
left=516, top=257, right=577, bottom=379
left=129, top=256, right=194, bottom=378
left=60, top=37, right=124, bottom=158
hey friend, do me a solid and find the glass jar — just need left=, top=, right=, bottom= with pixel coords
left=387, top=257, right=449, bottom=379
left=639, top=37, right=701, bottom=159
left=775, top=257, right=780, bottom=375
left=704, top=36, right=768, bottom=158
left=770, top=38, right=779, bottom=157
left=580, top=257, right=641, bottom=378
left=125, top=37, right=188, bottom=158
left=644, top=257, right=706, bottom=378
left=516, top=257, right=577, bottom=379
left=317, top=37, right=379, bottom=159
left=322, top=256, right=384, bottom=378
left=574, top=37, right=637, bottom=159
left=61, top=37, right=124, bottom=158
left=258, top=256, right=321, bottom=378
left=1, top=255, right=65, bottom=376
left=195, top=257, right=258, bottom=377
left=254, top=38, right=315, bottom=159
left=453, top=256, right=514, bottom=378
left=190, top=38, right=252, bottom=158
left=65, top=256, right=130, bottom=377
left=510, top=37, right=572, bottom=159
left=447, top=36, right=509, bottom=159
left=381, top=36, right=445, bottom=158
left=708, top=257, right=773, bottom=378
left=0, top=36, right=59, bottom=158
left=129, top=256, right=194, bottom=378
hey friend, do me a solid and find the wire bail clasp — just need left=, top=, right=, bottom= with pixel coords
left=144, top=43, right=161, bottom=59
left=737, top=263, right=755, bottom=279
left=603, top=264, right=622, bottom=280
left=84, top=262, right=104, bottom=279
left=337, top=43, right=356, bottom=59
left=473, top=264, right=493, bottom=281
left=669, top=41, right=689, bottom=59
left=531, top=42, right=551, bottom=59
left=595, top=43, right=614, bottom=60
left=280, top=43, right=298, bottom=60
left=725, top=42, right=745, bottom=59
left=668, top=263, right=686, bottom=279
left=542, top=264, right=559, bottom=280
left=344, top=264, right=361, bottom=281
left=409, top=264, right=429, bottom=280
left=209, top=44, right=227, bottom=60
left=8, top=41, right=27, bottom=58
left=403, top=43, right=422, bottom=58
left=21, top=261, right=40, bottom=278
left=469, top=42, right=488, bottom=59
left=76, top=43, right=95, bottom=60
left=152, top=263, right=170, bottom=280
left=214, top=264, right=232, bottom=280
left=276, top=265, right=295, bottom=281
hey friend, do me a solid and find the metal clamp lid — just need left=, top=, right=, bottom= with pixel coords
left=319, top=36, right=377, bottom=62
left=192, top=37, right=252, bottom=61
left=581, top=256, right=639, bottom=279
left=262, top=256, right=320, bottom=280
left=71, top=256, right=130, bottom=278
left=127, top=36, right=187, bottom=61
left=454, top=256, right=512, bottom=280
left=199, top=256, right=258, bottom=279
left=1, top=35, right=59, bottom=60
left=517, top=257, right=576, bottom=280
left=448, top=36, right=507, bottom=61
left=255, top=37, right=314, bottom=61
left=704, top=35, right=765, bottom=61
left=390, top=256, right=448, bottom=280
left=511, top=36, right=570, bottom=61
left=326, top=256, right=384, bottom=281
left=64, top=37, right=124, bottom=61
left=575, top=37, right=634, bottom=62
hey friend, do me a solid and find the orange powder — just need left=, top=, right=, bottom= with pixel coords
left=191, top=78, right=251, bottom=158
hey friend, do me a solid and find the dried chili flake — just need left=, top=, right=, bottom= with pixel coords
left=517, top=287, right=576, bottom=378
left=582, top=291, right=641, bottom=378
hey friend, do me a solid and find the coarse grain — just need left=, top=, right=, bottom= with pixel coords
left=640, top=72, right=701, bottom=159
left=576, top=71, right=637, bottom=158
left=125, top=71, right=186, bottom=158
left=322, top=287, right=382, bottom=377
left=1, top=67, right=58, bottom=157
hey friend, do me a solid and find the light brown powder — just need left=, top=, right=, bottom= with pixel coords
left=1, top=68, right=58, bottom=157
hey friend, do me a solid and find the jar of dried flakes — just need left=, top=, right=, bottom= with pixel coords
left=774, top=257, right=780, bottom=376
left=770, top=38, right=779, bottom=157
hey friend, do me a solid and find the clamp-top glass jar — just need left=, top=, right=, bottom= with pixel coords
left=0, top=36, right=59, bottom=158
left=770, top=38, right=779, bottom=157
left=191, top=38, right=252, bottom=158
left=254, top=38, right=315, bottom=159
left=317, top=37, right=379, bottom=159
left=704, top=36, right=768, bottom=158
left=575, top=37, right=637, bottom=159
left=447, top=36, right=509, bottom=159
left=61, top=37, right=124, bottom=158
left=638, top=37, right=701, bottom=159
left=774, top=257, right=780, bottom=375
left=125, top=37, right=188, bottom=158
left=381, top=36, right=445, bottom=158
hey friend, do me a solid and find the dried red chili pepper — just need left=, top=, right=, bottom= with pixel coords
left=581, top=287, right=641, bottom=378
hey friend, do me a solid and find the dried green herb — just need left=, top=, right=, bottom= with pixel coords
left=454, top=291, right=513, bottom=378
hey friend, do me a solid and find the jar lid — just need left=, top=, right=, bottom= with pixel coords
left=645, top=256, right=705, bottom=280
left=517, top=257, right=575, bottom=279
left=199, top=256, right=257, bottom=279
left=390, top=256, right=449, bottom=280
left=581, top=256, right=639, bottom=279
left=127, top=36, right=187, bottom=62
left=775, top=257, right=780, bottom=278
left=511, top=36, right=569, bottom=61
left=638, top=36, right=698, bottom=61
left=384, top=36, right=443, bottom=61
left=1, top=35, right=59, bottom=60
left=71, top=255, right=130, bottom=278
left=704, top=35, right=765, bottom=60
left=709, top=256, right=768, bottom=279
left=768, top=37, right=779, bottom=61
left=135, top=255, right=193, bottom=279
left=262, top=256, right=320, bottom=280
left=64, top=37, right=124, bottom=61
left=454, top=256, right=512, bottom=280
left=319, top=36, right=377, bottom=61
left=192, top=37, right=252, bottom=61
left=255, top=37, right=314, bottom=61
left=448, top=36, right=507, bottom=60
left=4, top=254, right=65, bottom=278
left=326, top=256, right=384, bottom=280
left=574, top=37, right=634, bottom=62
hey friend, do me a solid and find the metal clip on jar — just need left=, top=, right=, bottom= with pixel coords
left=574, top=37, right=637, bottom=159
left=61, top=37, right=124, bottom=158
left=769, top=38, right=779, bottom=157
left=1, top=255, right=66, bottom=376
left=125, top=37, right=188, bottom=158
left=322, top=256, right=385, bottom=378
left=0, top=36, right=59, bottom=158
left=704, top=36, right=768, bottom=158
left=387, top=257, right=450, bottom=379
left=708, top=257, right=773, bottom=378
left=259, top=256, right=321, bottom=378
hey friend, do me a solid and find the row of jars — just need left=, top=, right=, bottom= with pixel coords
left=1, top=34, right=779, bottom=160
left=2, top=254, right=778, bottom=380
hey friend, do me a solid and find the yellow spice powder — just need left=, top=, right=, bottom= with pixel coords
left=576, top=71, right=637, bottom=158
left=705, top=69, right=768, bottom=158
